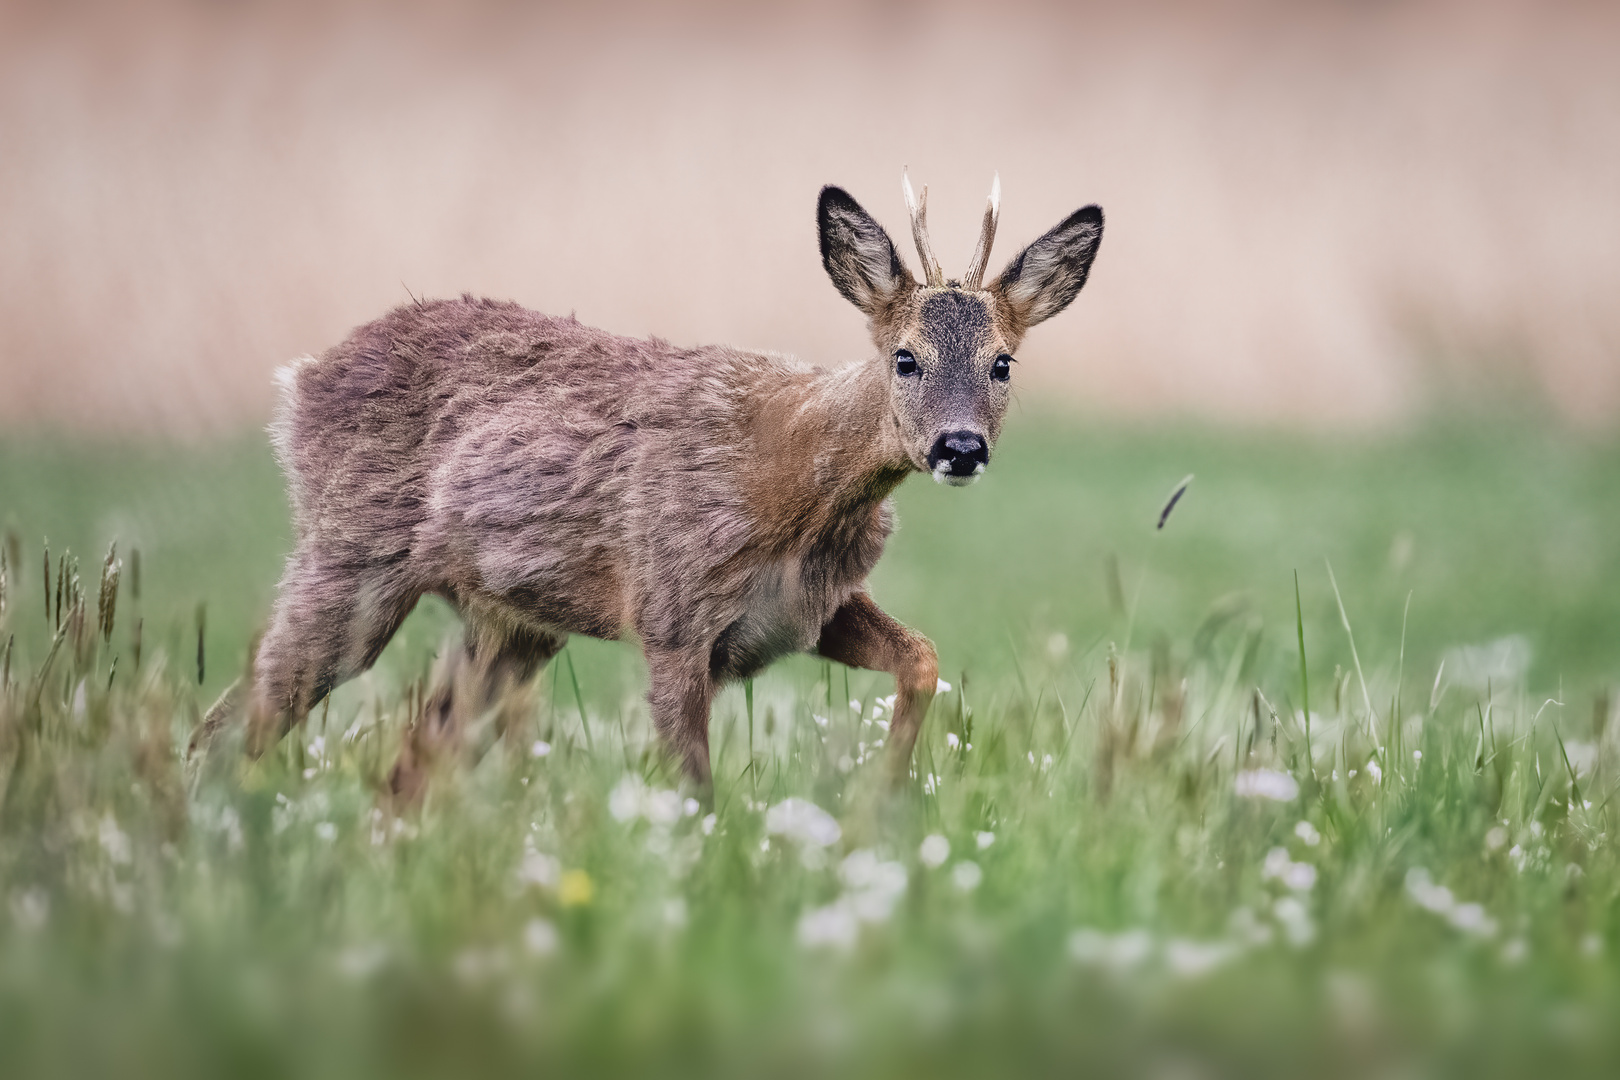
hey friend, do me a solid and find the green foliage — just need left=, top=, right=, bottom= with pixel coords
left=1, top=417, right=1619, bottom=1078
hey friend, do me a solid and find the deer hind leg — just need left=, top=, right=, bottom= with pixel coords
left=241, top=550, right=419, bottom=757
left=388, top=610, right=564, bottom=804
left=816, top=593, right=939, bottom=782
left=645, top=647, right=716, bottom=790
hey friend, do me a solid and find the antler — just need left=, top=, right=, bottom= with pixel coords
left=961, top=172, right=1001, bottom=291
left=901, top=168, right=944, bottom=287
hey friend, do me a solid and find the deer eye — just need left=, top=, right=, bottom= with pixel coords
left=991, top=354, right=1013, bottom=382
left=895, top=349, right=919, bottom=377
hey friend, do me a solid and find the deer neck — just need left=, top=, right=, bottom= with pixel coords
left=748, top=356, right=912, bottom=537
left=805, top=356, right=913, bottom=509
left=816, top=356, right=920, bottom=501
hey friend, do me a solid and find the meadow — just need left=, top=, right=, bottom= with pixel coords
left=2, top=411, right=1619, bottom=1078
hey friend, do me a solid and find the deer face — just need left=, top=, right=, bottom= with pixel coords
left=818, top=177, right=1103, bottom=486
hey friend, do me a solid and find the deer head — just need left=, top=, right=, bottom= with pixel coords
left=818, top=172, right=1103, bottom=485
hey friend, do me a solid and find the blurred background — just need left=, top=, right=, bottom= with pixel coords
left=6, top=8, right=1620, bottom=1075
left=3, top=0, right=1618, bottom=435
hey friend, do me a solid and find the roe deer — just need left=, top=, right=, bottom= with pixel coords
left=202, top=173, right=1103, bottom=797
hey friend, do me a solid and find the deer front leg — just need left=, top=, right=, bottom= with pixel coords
left=645, top=647, right=716, bottom=790
left=816, top=593, right=939, bottom=782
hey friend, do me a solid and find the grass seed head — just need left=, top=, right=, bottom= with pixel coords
left=1157, top=474, right=1194, bottom=530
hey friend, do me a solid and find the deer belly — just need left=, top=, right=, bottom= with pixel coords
left=707, top=562, right=827, bottom=681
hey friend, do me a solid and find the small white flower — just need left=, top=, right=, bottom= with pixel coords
left=1273, top=895, right=1316, bottom=947
left=219, top=807, right=244, bottom=852
left=1405, top=867, right=1455, bottom=914
left=798, top=902, right=858, bottom=951
left=1364, top=756, right=1382, bottom=783
left=99, top=815, right=132, bottom=865
left=918, top=834, right=950, bottom=868
left=1294, top=821, right=1321, bottom=847
left=643, top=789, right=683, bottom=826
left=662, top=898, right=688, bottom=929
left=839, top=850, right=908, bottom=922
left=1262, top=848, right=1317, bottom=892
left=452, top=948, right=506, bottom=985
left=1228, top=906, right=1274, bottom=947
left=1448, top=903, right=1497, bottom=937
left=1042, top=753, right=1054, bottom=770
left=936, top=678, right=952, bottom=694
left=518, top=851, right=561, bottom=889
left=609, top=776, right=645, bottom=822
left=523, top=918, right=559, bottom=957
left=945, top=732, right=960, bottom=749
left=335, top=944, right=388, bottom=980
left=530, top=740, right=551, bottom=759
left=682, top=797, right=700, bottom=817
left=837, top=755, right=854, bottom=774
left=9, top=888, right=49, bottom=932
left=307, top=735, right=326, bottom=760
left=608, top=775, right=682, bottom=825
left=850, top=698, right=862, bottom=712
left=1234, top=769, right=1299, bottom=802
left=701, top=813, right=717, bottom=836
left=1068, top=928, right=1153, bottom=972
left=976, top=831, right=995, bottom=850
left=1046, top=632, right=1069, bottom=659
left=812, top=714, right=829, bottom=728
left=764, top=798, right=841, bottom=848
left=314, top=821, right=337, bottom=842
left=302, top=767, right=317, bottom=780
left=1485, top=826, right=1508, bottom=852
left=1164, top=938, right=1239, bottom=979
left=951, top=861, right=982, bottom=892
left=1413, top=750, right=1422, bottom=762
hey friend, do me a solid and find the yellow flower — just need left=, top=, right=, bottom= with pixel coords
left=558, top=869, right=594, bottom=908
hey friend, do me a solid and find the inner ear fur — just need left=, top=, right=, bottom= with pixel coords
left=991, top=205, right=1104, bottom=334
left=818, top=186, right=915, bottom=322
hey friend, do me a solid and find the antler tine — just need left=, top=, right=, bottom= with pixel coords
left=962, top=171, right=1001, bottom=291
left=901, top=167, right=944, bottom=287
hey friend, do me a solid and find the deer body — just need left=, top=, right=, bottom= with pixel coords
left=231, top=176, right=1103, bottom=795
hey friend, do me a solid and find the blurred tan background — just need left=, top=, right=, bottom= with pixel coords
left=2, top=0, right=1617, bottom=434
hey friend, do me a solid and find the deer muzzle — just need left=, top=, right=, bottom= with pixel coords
left=927, top=430, right=989, bottom=487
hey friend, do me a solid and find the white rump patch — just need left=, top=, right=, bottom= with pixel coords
left=272, top=355, right=316, bottom=398
left=267, top=355, right=317, bottom=464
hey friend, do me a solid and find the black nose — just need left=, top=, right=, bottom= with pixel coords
left=926, top=430, right=989, bottom=477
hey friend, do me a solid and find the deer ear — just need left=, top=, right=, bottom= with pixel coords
left=818, top=186, right=914, bottom=318
left=991, top=205, right=1103, bottom=331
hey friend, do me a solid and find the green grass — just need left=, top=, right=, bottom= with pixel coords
left=2, top=414, right=1620, bottom=1078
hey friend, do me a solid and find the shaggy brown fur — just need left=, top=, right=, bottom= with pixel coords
left=203, top=182, right=1102, bottom=795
